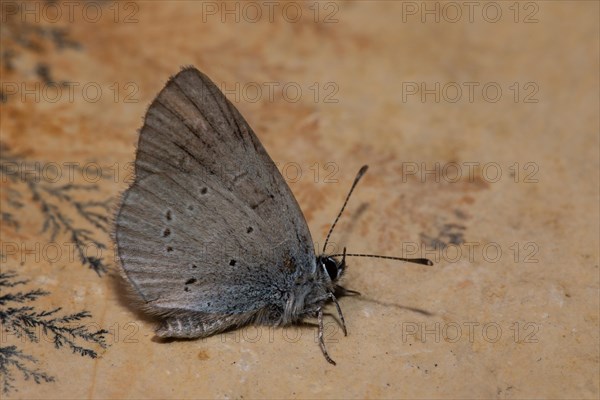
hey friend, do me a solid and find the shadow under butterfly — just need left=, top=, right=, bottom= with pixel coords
left=115, top=67, right=433, bottom=365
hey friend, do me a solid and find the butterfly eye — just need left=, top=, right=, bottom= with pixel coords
left=322, top=257, right=339, bottom=280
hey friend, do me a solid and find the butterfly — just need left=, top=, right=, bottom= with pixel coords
left=115, top=67, right=431, bottom=364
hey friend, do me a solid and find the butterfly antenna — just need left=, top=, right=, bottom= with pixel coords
left=322, top=165, right=369, bottom=253
left=329, top=253, right=433, bottom=266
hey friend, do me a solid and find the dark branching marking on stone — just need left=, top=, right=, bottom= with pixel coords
left=184, top=287, right=190, bottom=292
left=166, top=210, right=172, bottom=221
left=0, top=146, right=112, bottom=275
left=192, top=264, right=198, bottom=269
left=185, top=278, right=197, bottom=285
left=0, top=270, right=108, bottom=394
left=247, top=226, right=253, bottom=234
left=188, top=204, right=194, bottom=211
left=163, top=228, right=171, bottom=237
left=166, top=246, right=173, bottom=252
left=200, top=187, right=208, bottom=194
left=229, top=259, right=236, bottom=266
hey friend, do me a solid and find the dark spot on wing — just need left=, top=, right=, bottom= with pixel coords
left=163, top=228, right=171, bottom=237
left=166, top=246, right=173, bottom=252
left=184, top=287, right=190, bottom=292
left=200, top=187, right=207, bottom=194
left=166, top=210, right=172, bottom=221
left=192, top=264, right=198, bottom=269
left=185, top=278, right=197, bottom=285
left=188, top=204, right=194, bottom=211
left=229, top=259, right=236, bottom=266
left=247, top=227, right=253, bottom=233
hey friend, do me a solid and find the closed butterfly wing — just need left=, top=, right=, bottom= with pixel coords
left=115, top=68, right=316, bottom=335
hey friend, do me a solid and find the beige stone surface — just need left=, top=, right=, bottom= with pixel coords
left=1, top=1, right=598, bottom=398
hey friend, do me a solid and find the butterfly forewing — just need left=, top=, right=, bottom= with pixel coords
left=116, top=68, right=315, bottom=317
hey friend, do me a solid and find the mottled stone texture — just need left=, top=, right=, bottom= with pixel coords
left=1, top=1, right=598, bottom=398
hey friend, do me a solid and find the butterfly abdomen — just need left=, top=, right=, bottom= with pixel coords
left=155, top=312, right=256, bottom=338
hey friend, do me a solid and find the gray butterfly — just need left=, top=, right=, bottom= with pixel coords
left=115, top=67, right=431, bottom=364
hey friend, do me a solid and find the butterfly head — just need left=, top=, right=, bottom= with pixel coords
left=317, top=252, right=346, bottom=284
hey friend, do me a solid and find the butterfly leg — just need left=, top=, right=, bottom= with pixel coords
left=328, top=292, right=347, bottom=336
left=318, top=308, right=336, bottom=365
